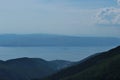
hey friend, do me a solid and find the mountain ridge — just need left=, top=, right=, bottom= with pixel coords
left=0, top=57, right=74, bottom=80
left=0, top=34, right=119, bottom=47
left=40, top=46, right=120, bottom=80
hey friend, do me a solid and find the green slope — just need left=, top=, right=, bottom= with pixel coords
left=42, top=46, right=120, bottom=80
left=62, top=53, right=120, bottom=80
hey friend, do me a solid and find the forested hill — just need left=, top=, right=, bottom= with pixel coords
left=0, top=57, right=74, bottom=80
left=41, top=46, right=120, bottom=80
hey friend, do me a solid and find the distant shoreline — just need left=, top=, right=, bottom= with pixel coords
left=0, top=34, right=119, bottom=47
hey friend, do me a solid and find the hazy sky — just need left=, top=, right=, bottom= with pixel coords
left=0, top=0, right=120, bottom=37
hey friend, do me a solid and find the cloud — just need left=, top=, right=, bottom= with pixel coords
left=117, top=0, right=120, bottom=5
left=96, top=0, right=120, bottom=26
left=96, top=7, right=120, bottom=26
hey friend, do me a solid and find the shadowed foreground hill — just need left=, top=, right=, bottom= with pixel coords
left=0, top=58, right=73, bottom=80
left=40, top=46, right=120, bottom=80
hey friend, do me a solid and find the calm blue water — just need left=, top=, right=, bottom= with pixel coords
left=0, top=46, right=115, bottom=61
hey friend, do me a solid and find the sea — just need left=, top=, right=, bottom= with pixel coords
left=0, top=46, right=116, bottom=61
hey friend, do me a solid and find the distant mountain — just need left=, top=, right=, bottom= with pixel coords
left=0, top=57, right=74, bottom=80
left=41, top=46, right=120, bottom=80
left=0, top=34, right=119, bottom=47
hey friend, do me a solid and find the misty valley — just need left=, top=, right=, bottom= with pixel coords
left=0, top=34, right=120, bottom=80
left=0, top=0, right=120, bottom=79
left=0, top=45, right=120, bottom=80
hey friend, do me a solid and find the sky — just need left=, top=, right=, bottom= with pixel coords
left=0, top=0, right=120, bottom=37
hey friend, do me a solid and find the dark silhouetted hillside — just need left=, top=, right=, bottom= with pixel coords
left=40, top=46, right=120, bottom=80
left=0, top=57, right=73, bottom=80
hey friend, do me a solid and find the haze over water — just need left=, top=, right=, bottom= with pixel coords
left=0, top=46, right=115, bottom=61
left=0, top=0, right=120, bottom=61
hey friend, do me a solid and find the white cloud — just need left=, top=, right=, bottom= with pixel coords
left=0, top=0, right=119, bottom=37
left=96, top=7, right=120, bottom=26
left=96, top=0, right=120, bottom=26
left=117, top=0, right=120, bottom=5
